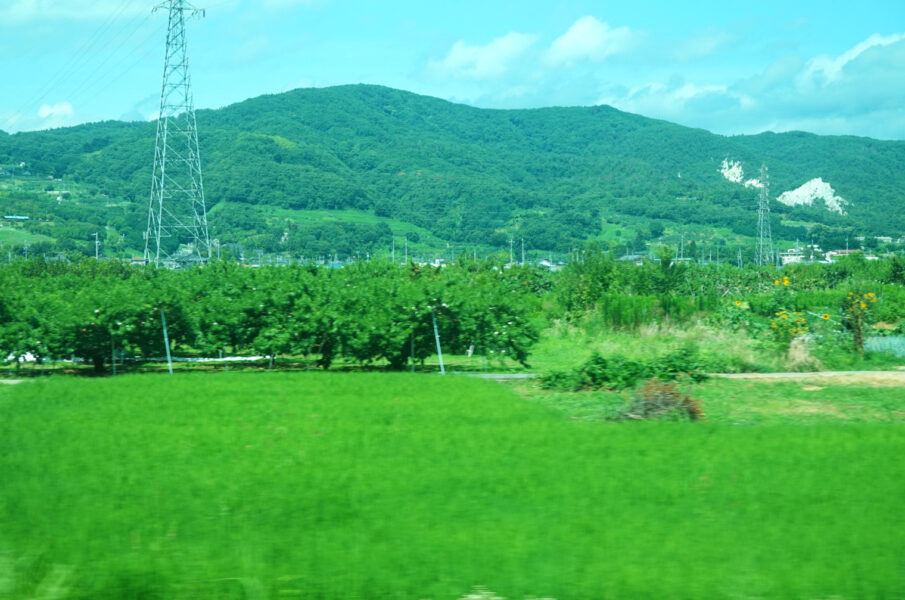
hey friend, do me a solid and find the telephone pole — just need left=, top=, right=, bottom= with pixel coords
left=144, top=0, right=211, bottom=267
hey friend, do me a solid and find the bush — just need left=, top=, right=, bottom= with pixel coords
left=612, top=378, right=705, bottom=421
left=539, top=347, right=709, bottom=392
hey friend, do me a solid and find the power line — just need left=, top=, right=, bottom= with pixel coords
left=4, top=0, right=146, bottom=129
left=66, top=12, right=158, bottom=110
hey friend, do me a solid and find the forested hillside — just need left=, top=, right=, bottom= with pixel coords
left=1, top=85, right=903, bottom=257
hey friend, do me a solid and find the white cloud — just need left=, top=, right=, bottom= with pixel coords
left=3, top=101, right=77, bottom=132
left=429, top=32, right=539, bottom=80
left=800, top=32, right=905, bottom=85
left=586, top=31, right=905, bottom=139
left=545, top=16, right=636, bottom=66
left=37, top=101, right=75, bottom=127
left=601, top=81, right=753, bottom=118
left=38, top=101, right=74, bottom=120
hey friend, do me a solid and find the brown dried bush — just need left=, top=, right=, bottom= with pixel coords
left=615, top=378, right=705, bottom=421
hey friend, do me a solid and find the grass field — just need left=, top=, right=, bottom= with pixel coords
left=1, top=373, right=904, bottom=599
left=0, top=226, right=55, bottom=246
left=513, top=374, right=905, bottom=424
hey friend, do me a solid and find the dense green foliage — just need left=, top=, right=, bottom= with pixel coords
left=1, top=85, right=903, bottom=258
left=539, top=347, right=710, bottom=391
left=4, top=250, right=905, bottom=377
left=1, top=373, right=904, bottom=599
left=0, top=258, right=541, bottom=372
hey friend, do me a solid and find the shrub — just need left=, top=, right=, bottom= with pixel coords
left=612, top=378, right=705, bottom=421
left=769, top=309, right=809, bottom=344
left=842, top=291, right=877, bottom=356
left=539, top=347, right=709, bottom=392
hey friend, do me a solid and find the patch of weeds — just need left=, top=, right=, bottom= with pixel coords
left=538, top=346, right=709, bottom=392
left=612, top=378, right=705, bottom=422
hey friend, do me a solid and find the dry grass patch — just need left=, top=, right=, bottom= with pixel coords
left=801, top=373, right=905, bottom=387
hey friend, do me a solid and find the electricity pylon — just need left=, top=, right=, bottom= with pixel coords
left=755, top=163, right=774, bottom=267
left=144, top=0, right=210, bottom=267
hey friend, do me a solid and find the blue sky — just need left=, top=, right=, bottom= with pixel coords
left=1, top=0, right=903, bottom=139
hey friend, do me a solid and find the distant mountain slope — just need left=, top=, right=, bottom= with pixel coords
left=1, top=84, right=903, bottom=253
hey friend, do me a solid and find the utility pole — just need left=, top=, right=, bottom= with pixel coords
left=509, top=238, right=514, bottom=265
left=93, top=232, right=100, bottom=259
left=392, top=237, right=395, bottom=263
left=144, top=0, right=210, bottom=267
left=431, top=310, right=445, bottom=375
left=755, top=163, right=774, bottom=267
left=521, top=237, right=525, bottom=266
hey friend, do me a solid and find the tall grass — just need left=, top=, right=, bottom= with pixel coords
left=585, top=293, right=721, bottom=330
left=1, top=373, right=904, bottom=599
left=535, top=320, right=780, bottom=373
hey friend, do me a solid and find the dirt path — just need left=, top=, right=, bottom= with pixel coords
left=462, top=373, right=537, bottom=381
left=0, top=380, right=25, bottom=385
left=713, top=370, right=905, bottom=386
left=476, top=370, right=905, bottom=386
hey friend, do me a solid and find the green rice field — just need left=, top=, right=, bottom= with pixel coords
left=1, top=373, right=904, bottom=599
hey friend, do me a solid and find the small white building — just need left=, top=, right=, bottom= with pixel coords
left=779, top=248, right=805, bottom=266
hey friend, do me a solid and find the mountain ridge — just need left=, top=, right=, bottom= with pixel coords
left=1, top=84, right=903, bottom=256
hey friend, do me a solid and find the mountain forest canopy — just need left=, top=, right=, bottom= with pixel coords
left=1, top=84, right=903, bottom=258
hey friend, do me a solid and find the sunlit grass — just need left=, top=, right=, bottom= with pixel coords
left=529, top=320, right=783, bottom=373
left=513, top=375, right=905, bottom=425
left=2, top=373, right=904, bottom=599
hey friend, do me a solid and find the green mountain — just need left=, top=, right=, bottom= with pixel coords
left=1, top=84, right=903, bottom=258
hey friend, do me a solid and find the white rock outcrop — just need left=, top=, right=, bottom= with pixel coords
left=720, top=159, right=744, bottom=184
left=719, top=159, right=847, bottom=215
left=775, top=178, right=848, bottom=215
left=719, top=159, right=763, bottom=188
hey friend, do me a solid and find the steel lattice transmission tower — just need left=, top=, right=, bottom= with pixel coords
left=144, top=0, right=210, bottom=267
left=755, top=163, right=774, bottom=267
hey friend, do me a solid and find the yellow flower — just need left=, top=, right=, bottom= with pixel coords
left=734, top=300, right=742, bottom=306
left=774, top=280, right=781, bottom=285
left=821, top=314, right=830, bottom=320
left=860, top=302, right=867, bottom=309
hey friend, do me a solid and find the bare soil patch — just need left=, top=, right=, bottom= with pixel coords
left=715, top=371, right=905, bottom=387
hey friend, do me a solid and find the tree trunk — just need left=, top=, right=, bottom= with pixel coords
left=92, top=355, right=105, bottom=374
